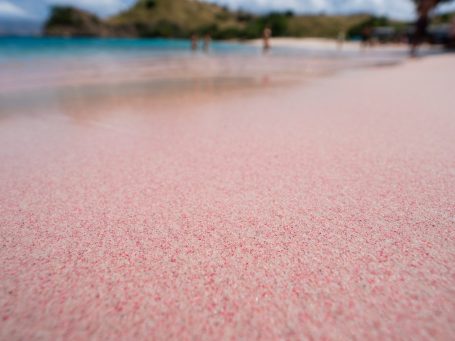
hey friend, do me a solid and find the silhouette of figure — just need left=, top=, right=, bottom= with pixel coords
left=361, top=26, right=373, bottom=49
left=337, top=31, right=346, bottom=51
left=263, top=25, right=272, bottom=53
left=191, top=34, right=199, bottom=51
left=203, top=33, right=211, bottom=52
left=411, top=0, right=436, bottom=56
left=448, top=17, right=455, bottom=49
left=411, top=17, right=429, bottom=55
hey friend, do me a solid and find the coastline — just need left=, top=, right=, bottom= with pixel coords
left=0, top=39, right=413, bottom=113
left=249, top=37, right=363, bottom=49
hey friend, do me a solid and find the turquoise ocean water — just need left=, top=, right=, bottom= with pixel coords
left=0, top=37, right=258, bottom=63
left=0, top=36, right=413, bottom=63
left=0, top=37, right=411, bottom=113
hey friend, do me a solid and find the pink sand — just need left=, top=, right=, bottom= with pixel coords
left=1, top=55, right=455, bottom=340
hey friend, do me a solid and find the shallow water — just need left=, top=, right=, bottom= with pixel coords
left=0, top=37, right=412, bottom=115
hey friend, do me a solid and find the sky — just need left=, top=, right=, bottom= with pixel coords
left=1, top=0, right=455, bottom=21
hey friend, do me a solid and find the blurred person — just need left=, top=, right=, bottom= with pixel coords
left=263, top=25, right=272, bottom=53
left=411, top=0, right=437, bottom=56
left=191, top=33, right=199, bottom=51
left=337, top=31, right=346, bottom=51
left=361, top=26, right=373, bottom=49
left=447, top=16, right=455, bottom=49
left=203, top=33, right=211, bottom=52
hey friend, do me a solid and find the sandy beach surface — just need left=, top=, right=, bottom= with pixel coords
left=1, top=51, right=454, bottom=340
left=250, top=37, right=366, bottom=50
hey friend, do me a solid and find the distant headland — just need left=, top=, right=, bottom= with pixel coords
left=42, top=0, right=454, bottom=41
left=41, top=0, right=404, bottom=40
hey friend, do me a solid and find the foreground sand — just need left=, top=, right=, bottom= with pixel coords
left=1, top=55, right=454, bottom=340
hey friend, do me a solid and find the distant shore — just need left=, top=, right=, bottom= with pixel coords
left=250, top=37, right=361, bottom=49
left=0, top=37, right=414, bottom=97
left=248, top=37, right=433, bottom=52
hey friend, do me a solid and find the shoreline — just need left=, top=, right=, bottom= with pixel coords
left=0, top=40, right=414, bottom=111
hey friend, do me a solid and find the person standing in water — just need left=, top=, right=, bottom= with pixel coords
left=337, top=31, right=346, bottom=51
left=263, top=25, right=272, bottom=53
left=191, top=33, right=199, bottom=51
left=203, top=33, right=211, bottom=52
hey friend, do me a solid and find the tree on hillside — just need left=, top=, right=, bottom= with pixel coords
left=411, top=0, right=453, bottom=54
left=412, top=0, right=453, bottom=20
left=412, top=0, right=452, bottom=11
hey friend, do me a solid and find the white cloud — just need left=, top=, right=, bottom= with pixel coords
left=0, top=0, right=30, bottom=18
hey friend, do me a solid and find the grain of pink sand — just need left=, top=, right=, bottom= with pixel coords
left=1, top=55, right=454, bottom=340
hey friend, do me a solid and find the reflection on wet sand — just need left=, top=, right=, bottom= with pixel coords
left=0, top=76, right=264, bottom=123
left=0, top=46, right=410, bottom=127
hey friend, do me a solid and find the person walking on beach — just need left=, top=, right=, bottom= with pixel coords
left=450, top=17, right=455, bottom=48
left=337, top=31, right=346, bottom=51
left=203, top=33, right=211, bottom=52
left=191, top=33, right=199, bottom=51
left=361, top=26, right=373, bottom=49
left=263, top=25, right=272, bottom=53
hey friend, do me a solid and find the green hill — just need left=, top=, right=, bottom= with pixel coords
left=43, top=0, right=414, bottom=39
left=109, top=1, right=379, bottom=39
left=109, top=0, right=245, bottom=37
left=44, top=6, right=110, bottom=37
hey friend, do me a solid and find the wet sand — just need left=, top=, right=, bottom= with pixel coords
left=1, top=53, right=454, bottom=340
